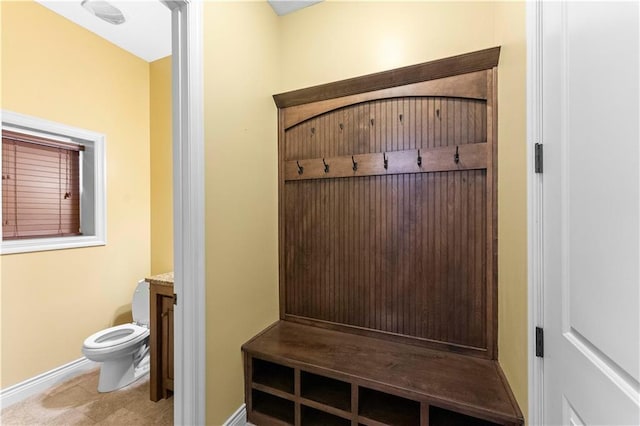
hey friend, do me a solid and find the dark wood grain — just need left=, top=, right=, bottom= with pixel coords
left=273, top=47, right=500, bottom=108
left=252, top=390, right=295, bottom=425
left=281, top=92, right=491, bottom=355
left=161, top=296, right=174, bottom=395
left=359, top=387, right=420, bottom=426
left=284, top=97, right=486, bottom=161
left=242, top=321, right=523, bottom=425
left=251, top=49, right=520, bottom=426
left=301, top=371, right=351, bottom=411
left=284, top=144, right=488, bottom=181
left=284, top=170, right=487, bottom=353
left=282, top=71, right=489, bottom=129
left=301, top=405, right=351, bottom=426
left=253, top=358, right=295, bottom=394
left=147, top=280, right=174, bottom=401
left=429, top=406, right=499, bottom=426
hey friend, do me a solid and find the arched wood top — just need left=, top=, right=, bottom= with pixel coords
left=273, top=46, right=500, bottom=109
left=282, top=70, right=489, bottom=129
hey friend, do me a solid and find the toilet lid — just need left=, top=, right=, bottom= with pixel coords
left=132, top=280, right=149, bottom=327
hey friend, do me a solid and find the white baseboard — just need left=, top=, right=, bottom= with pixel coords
left=223, top=403, right=247, bottom=426
left=0, top=357, right=97, bottom=409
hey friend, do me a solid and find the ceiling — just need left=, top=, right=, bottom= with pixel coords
left=268, top=0, right=323, bottom=16
left=35, top=0, right=171, bottom=63
left=35, top=0, right=323, bottom=63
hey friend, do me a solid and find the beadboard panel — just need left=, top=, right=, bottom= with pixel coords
left=284, top=170, right=487, bottom=350
left=282, top=95, right=490, bottom=352
left=284, top=97, right=487, bottom=161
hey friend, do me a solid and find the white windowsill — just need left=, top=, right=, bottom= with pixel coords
left=1, top=235, right=106, bottom=255
left=1, top=110, right=107, bottom=256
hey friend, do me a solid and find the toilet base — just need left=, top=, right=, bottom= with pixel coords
left=97, top=353, right=150, bottom=393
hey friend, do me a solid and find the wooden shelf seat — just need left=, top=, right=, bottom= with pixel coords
left=243, top=321, right=523, bottom=426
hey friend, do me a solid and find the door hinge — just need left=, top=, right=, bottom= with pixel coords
left=535, top=326, right=544, bottom=357
left=173, top=293, right=177, bottom=305
left=535, top=143, right=543, bottom=173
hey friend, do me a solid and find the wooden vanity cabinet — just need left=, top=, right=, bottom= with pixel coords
left=147, top=272, right=174, bottom=401
left=160, top=294, right=174, bottom=393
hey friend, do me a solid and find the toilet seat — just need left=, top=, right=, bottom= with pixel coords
left=83, top=323, right=149, bottom=354
left=82, top=280, right=151, bottom=392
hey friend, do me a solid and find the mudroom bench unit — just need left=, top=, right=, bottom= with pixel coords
left=244, top=48, right=523, bottom=426
left=243, top=322, right=522, bottom=426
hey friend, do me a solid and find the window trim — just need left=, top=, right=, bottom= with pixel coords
left=1, top=110, right=106, bottom=254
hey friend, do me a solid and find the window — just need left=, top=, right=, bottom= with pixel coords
left=2, top=130, right=82, bottom=239
left=1, top=110, right=106, bottom=254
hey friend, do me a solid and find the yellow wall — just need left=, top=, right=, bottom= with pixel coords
left=1, top=1, right=151, bottom=387
left=494, top=1, right=528, bottom=420
left=150, top=56, right=173, bottom=275
left=279, top=1, right=496, bottom=91
left=203, top=2, right=280, bottom=424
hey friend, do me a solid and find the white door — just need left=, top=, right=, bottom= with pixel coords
left=542, top=1, right=640, bottom=425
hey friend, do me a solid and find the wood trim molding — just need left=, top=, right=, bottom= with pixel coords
left=284, top=315, right=488, bottom=357
left=273, top=47, right=501, bottom=108
left=0, top=358, right=97, bottom=409
left=222, top=404, right=247, bottom=426
left=1, top=110, right=107, bottom=255
left=284, top=144, right=488, bottom=181
left=167, top=1, right=206, bottom=425
left=282, top=70, right=489, bottom=129
left=527, top=1, right=544, bottom=425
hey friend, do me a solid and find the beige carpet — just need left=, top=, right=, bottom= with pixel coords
left=1, top=368, right=172, bottom=425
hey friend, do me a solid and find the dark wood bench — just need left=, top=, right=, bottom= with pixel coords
left=243, top=321, right=523, bottom=426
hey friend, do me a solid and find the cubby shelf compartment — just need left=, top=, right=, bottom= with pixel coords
left=252, top=389, right=294, bottom=425
left=358, top=387, right=420, bottom=426
left=252, top=358, right=294, bottom=395
left=301, top=405, right=351, bottom=426
left=301, top=371, right=351, bottom=411
left=430, top=406, right=500, bottom=426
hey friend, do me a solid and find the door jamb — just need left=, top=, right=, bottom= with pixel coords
left=160, top=1, right=205, bottom=424
left=527, top=0, right=544, bottom=424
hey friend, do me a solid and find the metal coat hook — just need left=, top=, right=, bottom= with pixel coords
left=339, top=123, right=344, bottom=131
left=323, top=158, right=329, bottom=173
left=383, top=152, right=388, bottom=169
left=454, top=146, right=460, bottom=164
left=417, top=150, right=422, bottom=167
left=399, top=114, right=403, bottom=123
left=352, top=156, right=358, bottom=172
left=311, top=127, right=316, bottom=135
left=370, top=118, right=375, bottom=126
left=436, top=109, right=441, bottom=119
left=297, top=161, right=304, bottom=175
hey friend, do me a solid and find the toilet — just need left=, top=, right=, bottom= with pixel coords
left=82, top=280, right=150, bottom=392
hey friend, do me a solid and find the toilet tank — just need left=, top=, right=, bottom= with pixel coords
left=132, top=280, right=149, bottom=327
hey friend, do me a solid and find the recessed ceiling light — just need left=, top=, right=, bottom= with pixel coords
left=81, top=0, right=125, bottom=25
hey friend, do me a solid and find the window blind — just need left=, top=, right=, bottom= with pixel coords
left=2, top=130, right=82, bottom=240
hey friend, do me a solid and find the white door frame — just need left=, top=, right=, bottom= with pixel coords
left=161, top=1, right=205, bottom=425
left=527, top=0, right=543, bottom=425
